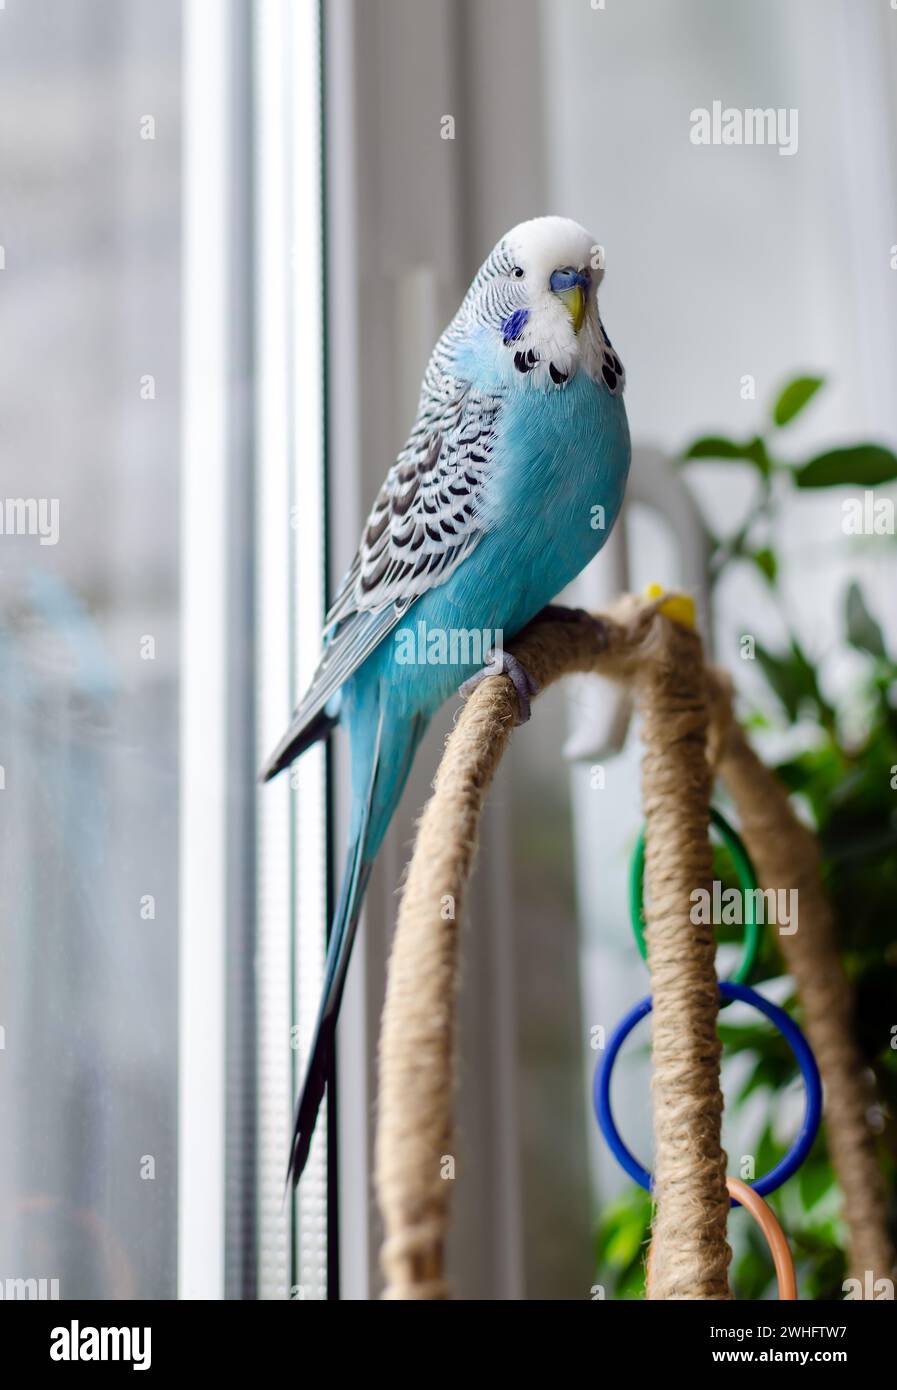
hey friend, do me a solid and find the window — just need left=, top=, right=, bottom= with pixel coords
left=4, top=0, right=895, bottom=1305
left=0, top=0, right=182, bottom=1300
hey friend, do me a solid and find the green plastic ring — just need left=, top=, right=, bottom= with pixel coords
left=629, top=807, right=761, bottom=986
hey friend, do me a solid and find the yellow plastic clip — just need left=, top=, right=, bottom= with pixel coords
left=643, top=582, right=696, bottom=631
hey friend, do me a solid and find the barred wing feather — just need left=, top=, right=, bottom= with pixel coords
left=260, top=373, right=502, bottom=778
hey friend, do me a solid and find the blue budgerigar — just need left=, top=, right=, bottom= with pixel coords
left=261, top=216, right=631, bottom=1185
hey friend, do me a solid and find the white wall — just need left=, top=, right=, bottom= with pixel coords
left=540, top=0, right=897, bottom=653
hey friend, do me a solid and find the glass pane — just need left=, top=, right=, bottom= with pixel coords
left=0, top=0, right=181, bottom=1300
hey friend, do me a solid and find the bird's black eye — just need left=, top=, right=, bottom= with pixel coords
left=511, top=266, right=524, bottom=278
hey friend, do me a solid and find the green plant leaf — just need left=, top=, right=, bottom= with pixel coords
left=752, top=547, right=778, bottom=583
left=755, top=645, right=801, bottom=721
left=735, top=1053, right=791, bottom=1104
left=756, top=1122, right=786, bottom=1176
left=753, top=637, right=838, bottom=731
left=845, top=581, right=887, bottom=658
left=799, top=1157, right=835, bottom=1212
left=794, top=445, right=897, bottom=488
left=685, top=436, right=751, bottom=460
left=595, top=1189, right=652, bottom=1297
left=603, top=1208, right=648, bottom=1267
left=683, top=435, right=771, bottom=475
left=744, top=435, right=772, bottom=475
left=772, top=375, right=825, bottom=427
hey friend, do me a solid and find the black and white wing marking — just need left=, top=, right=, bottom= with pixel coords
left=329, top=374, right=501, bottom=622
left=279, top=376, right=503, bottom=746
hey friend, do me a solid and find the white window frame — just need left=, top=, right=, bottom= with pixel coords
left=179, top=0, right=329, bottom=1301
left=179, top=0, right=236, bottom=1302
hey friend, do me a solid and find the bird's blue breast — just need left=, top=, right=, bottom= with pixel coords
left=476, top=370, right=629, bottom=618
left=351, top=370, right=630, bottom=720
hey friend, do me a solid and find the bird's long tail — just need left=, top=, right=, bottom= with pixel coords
left=287, top=701, right=427, bottom=1187
left=260, top=705, right=338, bottom=783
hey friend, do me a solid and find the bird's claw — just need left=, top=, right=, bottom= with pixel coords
left=459, top=649, right=540, bottom=726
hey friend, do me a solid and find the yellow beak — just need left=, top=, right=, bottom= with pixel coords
left=557, top=284, right=586, bottom=334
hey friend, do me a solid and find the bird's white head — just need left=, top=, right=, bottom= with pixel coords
left=457, top=215, right=624, bottom=394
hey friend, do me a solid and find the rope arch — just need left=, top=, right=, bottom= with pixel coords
left=373, top=594, right=895, bottom=1300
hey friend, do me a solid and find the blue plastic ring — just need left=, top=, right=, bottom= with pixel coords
left=594, top=981, right=822, bottom=1205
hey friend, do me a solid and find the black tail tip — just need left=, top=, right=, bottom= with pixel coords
left=258, top=739, right=298, bottom=783
left=286, top=1040, right=332, bottom=1189
left=286, top=1129, right=314, bottom=1190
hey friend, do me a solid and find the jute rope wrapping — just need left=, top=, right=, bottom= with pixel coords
left=374, top=599, right=647, bottom=1299
left=636, top=621, right=731, bottom=1299
left=374, top=598, right=893, bottom=1298
left=708, top=675, right=896, bottom=1286
left=375, top=596, right=730, bottom=1298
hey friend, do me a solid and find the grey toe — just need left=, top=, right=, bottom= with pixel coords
left=459, top=649, right=540, bottom=725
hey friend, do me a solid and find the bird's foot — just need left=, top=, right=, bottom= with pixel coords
left=459, top=649, right=540, bottom=726
left=531, top=603, right=609, bottom=647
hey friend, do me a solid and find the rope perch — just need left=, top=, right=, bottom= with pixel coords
left=636, top=615, right=731, bottom=1298
left=708, top=677, right=895, bottom=1287
left=373, top=596, right=895, bottom=1298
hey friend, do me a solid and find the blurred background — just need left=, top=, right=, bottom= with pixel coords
left=0, top=0, right=894, bottom=1300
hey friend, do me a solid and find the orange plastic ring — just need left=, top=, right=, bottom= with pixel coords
left=726, top=1176, right=797, bottom=1299
left=645, top=1177, right=797, bottom=1299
